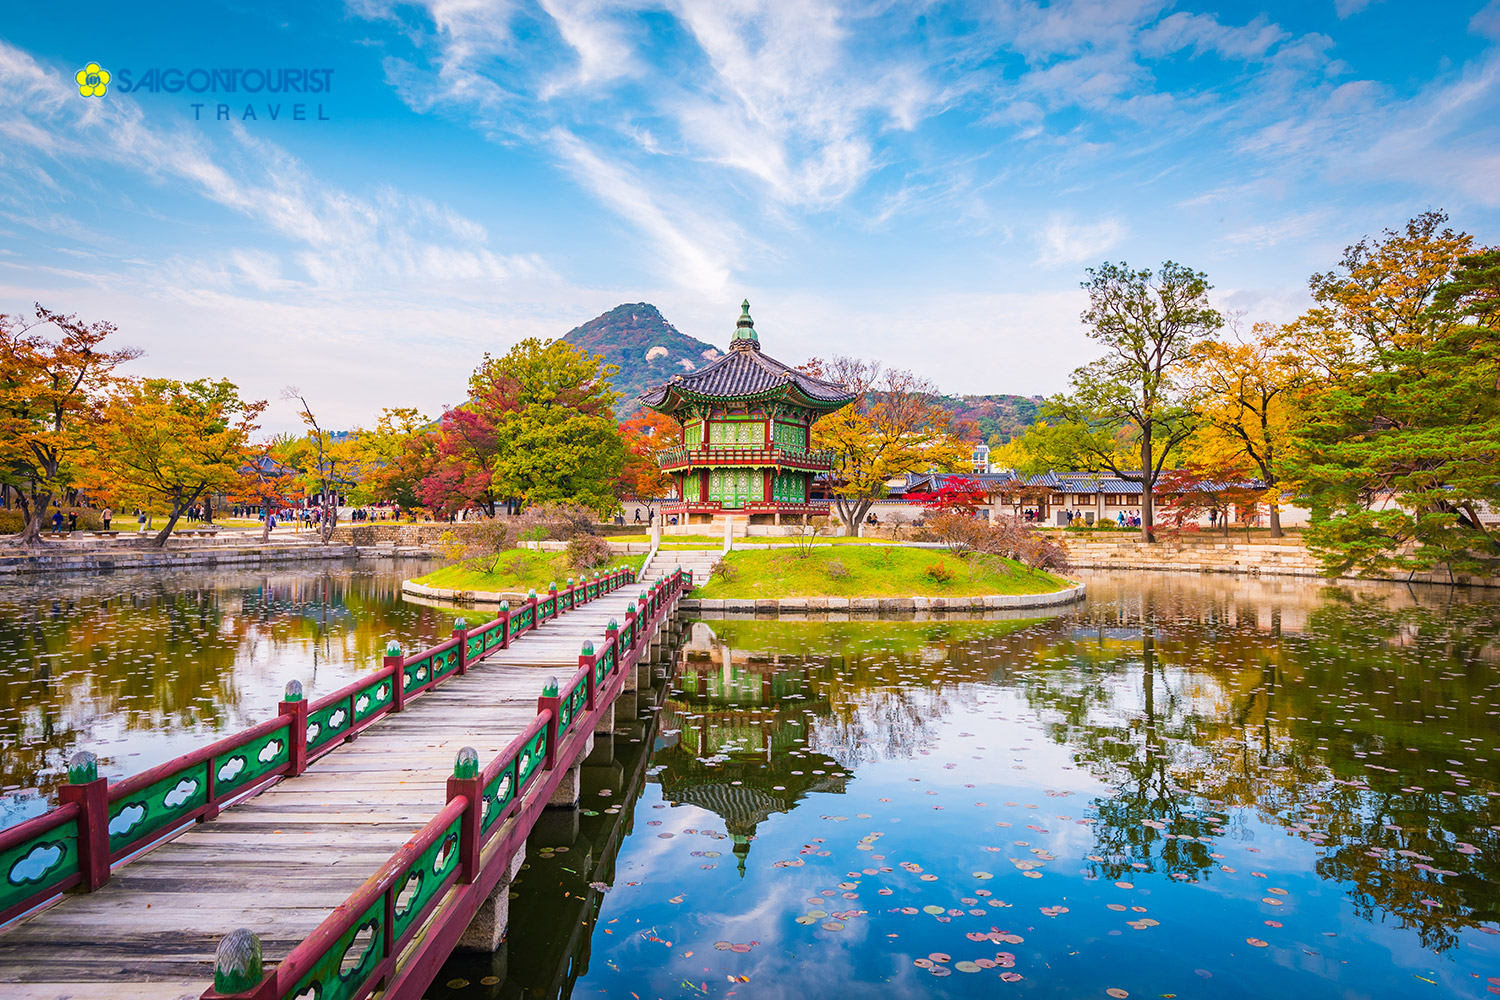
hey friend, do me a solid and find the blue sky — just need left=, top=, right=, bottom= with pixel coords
left=2, top=0, right=1497, bottom=432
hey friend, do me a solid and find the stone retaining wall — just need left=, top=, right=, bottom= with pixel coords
left=680, top=583, right=1085, bottom=615
left=1061, top=535, right=1500, bottom=587
left=0, top=544, right=369, bottom=576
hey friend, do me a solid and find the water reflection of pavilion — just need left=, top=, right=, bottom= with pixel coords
left=653, top=624, right=849, bottom=874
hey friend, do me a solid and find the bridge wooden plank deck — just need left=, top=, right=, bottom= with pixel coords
left=0, top=574, right=666, bottom=1000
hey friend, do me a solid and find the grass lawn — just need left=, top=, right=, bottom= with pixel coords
left=602, top=534, right=910, bottom=548
left=701, top=617, right=1046, bottom=655
left=411, top=549, right=644, bottom=594
left=693, top=546, right=1068, bottom=599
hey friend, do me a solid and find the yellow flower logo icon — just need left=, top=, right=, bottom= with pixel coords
left=76, top=62, right=110, bottom=98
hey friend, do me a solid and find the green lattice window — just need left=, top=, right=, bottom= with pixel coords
left=772, top=472, right=804, bottom=502
left=685, top=422, right=703, bottom=446
left=709, top=420, right=763, bottom=446
left=773, top=422, right=806, bottom=450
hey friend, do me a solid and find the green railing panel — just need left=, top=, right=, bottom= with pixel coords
left=466, top=633, right=485, bottom=659
left=431, top=647, right=460, bottom=682
left=561, top=590, right=573, bottom=610
left=212, top=724, right=290, bottom=797
left=284, top=894, right=386, bottom=1000
left=1, top=817, right=78, bottom=914
left=392, top=817, right=461, bottom=942
left=481, top=762, right=516, bottom=834
left=541, top=597, right=557, bottom=619
left=351, top=676, right=392, bottom=724
left=623, top=621, right=634, bottom=648
left=403, top=656, right=434, bottom=693
left=308, top=702, right=351, bottom=751
left=567, top=685, right=586, bottom=732
left=597, top=644, right=615, bottom=687
left=517, top=728, right=546, bottom=793
left=107, top=761, right=209, bottom=853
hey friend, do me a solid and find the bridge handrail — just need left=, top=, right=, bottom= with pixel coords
left=202, top=565, right=689, bottom=1000
left=261, top=795, right=470, bottom=1000
left=0, top=565, right=638, bottom=926
left=0, top=802, right=84, bottom=925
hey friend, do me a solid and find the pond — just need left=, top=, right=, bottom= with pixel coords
left=431, top=571, right=1500, bottom=1000
left=0, top=558, right=444, bottom=826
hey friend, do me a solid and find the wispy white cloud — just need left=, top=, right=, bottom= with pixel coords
left=1034, top=215, right=1127, bottom=267
left=0, top=39, right=549, bottom=297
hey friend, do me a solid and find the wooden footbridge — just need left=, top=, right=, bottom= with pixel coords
left=0, top=562, right=694, bottom=1000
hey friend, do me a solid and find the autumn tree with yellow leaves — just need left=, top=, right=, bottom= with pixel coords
left=809, top=357, right=967, bottom=536
left=88, top=378, right=266, bottom=547
left=0, top=305, right=139, bottom=546
left=1182, top=323, right=1306, bottom=537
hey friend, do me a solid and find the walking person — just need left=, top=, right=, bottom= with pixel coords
left=67, top=510, right=77, bottom=532
left=51, top=509, right=63, bottom=533
left=101, top=507, right=112, bottom=531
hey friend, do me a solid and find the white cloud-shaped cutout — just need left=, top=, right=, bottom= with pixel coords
left=329, top=709, right=347, bottom=729
left=108, top=804, right=145, bottom=837
left=306, top=722, right=321, bottom=745
left=355, top=694, right=370, bottom=714
left=377, top=684, right=389, bottom=700
left=162, top=778, right=199, bottom=809
left=495, top=774, right=512, bottom=802
left=217, top=757, right=246, bottom=782
left=258, top=739, right=284, bottom=764
left=9, top=842, right=64, bottom=884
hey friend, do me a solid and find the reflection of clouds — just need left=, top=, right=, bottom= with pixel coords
left=9, top=842, right=63, bottom=884
left=162, top=778, right=198, bottom=809
left=0, top=560, right=455, bottom=822
left=108, top=803, right=145, bottom=837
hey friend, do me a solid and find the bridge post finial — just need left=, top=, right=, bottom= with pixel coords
left=212, top=928, right=263, bottom=995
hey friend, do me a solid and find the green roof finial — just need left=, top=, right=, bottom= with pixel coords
left=733, top=299, right=759, bottom=349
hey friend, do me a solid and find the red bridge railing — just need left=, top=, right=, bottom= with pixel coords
left=200, top=567, right=692, bottom=1000
left=0, top=565, right=646, bottom=928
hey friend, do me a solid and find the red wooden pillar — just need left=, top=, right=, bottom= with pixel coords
left=279, top=681, right=308, bottom=777
left=446, top=747, right=483, bottom=884
left=386, top=646, right=406, bottom=712
left=527, top=592, right=540, bottom=633
left=538, top=682, right=561, bottom=770
left=452, top=621, right=469, bottom=676
left=499, top=603, right=511, bottom=649
left=58, top=751, right=110, bottom=892
left=604, top=621, right=621, bottom=676
left=547, top=585, right=559, bottom=621
left=581, top=643, right=597, bottom=710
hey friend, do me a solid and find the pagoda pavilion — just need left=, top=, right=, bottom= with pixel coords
left=639, top=301, right=855, bottom=529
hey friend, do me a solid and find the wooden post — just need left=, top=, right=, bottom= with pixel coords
left=500, top=602, right=511, bottom=649
left=538, top=679, right=560, bottom=770
left=548, top=584, right=559, bottom=621
left=453, top=619, right=469, bottom=676
left=581, top=642, right=597, bottom=710
left=527, top=591, right=540, bottom=634
left=447, top=747, right=482, bottom=884
left=386, top=644, right=406, bottom=712
left=605, top=620, right=621, bottom=677
left=57, top=751, right=109, bottom=892
left=279, top=681, right=308, bottom=777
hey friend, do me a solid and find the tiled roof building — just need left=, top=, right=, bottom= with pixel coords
left=639, top=302, right=855, bottom=527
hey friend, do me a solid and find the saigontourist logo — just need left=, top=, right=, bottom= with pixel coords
left=76, top=62, right=110, bottom=97
left=74, top=63, right=333, bottom=121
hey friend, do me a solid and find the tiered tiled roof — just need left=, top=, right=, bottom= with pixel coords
left=638, top=301, right=856, bottom=414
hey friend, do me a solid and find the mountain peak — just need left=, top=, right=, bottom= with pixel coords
left=561, top=303, right=721, bottom=416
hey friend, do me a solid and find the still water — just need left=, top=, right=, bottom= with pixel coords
left=0, top=558, right=444, bottom=826
left=434, top=573, right=1500, bottom=1000
left=2, top=566, right=1498, bottom=997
